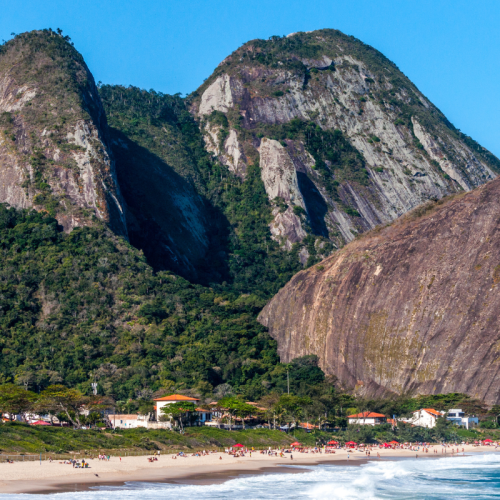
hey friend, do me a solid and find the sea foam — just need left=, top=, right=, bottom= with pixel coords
left=1, top=453, right=500, bottom=499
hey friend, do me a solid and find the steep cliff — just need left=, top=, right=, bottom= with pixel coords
left=191, top=29, right=499, bottom=261
left=0, top=30, right=126, bottom=234
left=99, top=85, right=230, bottom=283
left=258, top=177, right=500, bottom=404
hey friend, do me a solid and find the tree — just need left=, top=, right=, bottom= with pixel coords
left=217, top=397, right=256, bottom=430
left=0, top=384, right=37, bottom=421
left=278, top=394, right=312, bottom=430
left=160, top=402, right=196, bottom=431
left=38, top=385, right=88, bottom=428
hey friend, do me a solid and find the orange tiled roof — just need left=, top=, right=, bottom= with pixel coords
left=422, top=408, right=442, bottom=417
left=348, top=412, right=386, bottom=419
left=153, top=394, right=200, bottom=402
left=299, top=422, right=319, bottom=429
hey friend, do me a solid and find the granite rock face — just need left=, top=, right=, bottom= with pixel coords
left=0, top=31, right=127, bottom=235
left=193, top=29, right=499, bottom=257
left=259, top=177, right=500, bottom=404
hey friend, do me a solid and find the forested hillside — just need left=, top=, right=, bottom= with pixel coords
left=0, top=204, right=328, bottom=401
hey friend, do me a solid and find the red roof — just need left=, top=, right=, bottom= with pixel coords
left=348, top=412, right=386, bottom=419
left=153, top=394, right=200, bottom=402
left=422, top=408, right=442, bottom=417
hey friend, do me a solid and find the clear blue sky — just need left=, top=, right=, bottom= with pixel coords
left=1, top=0, right=498, bottom=156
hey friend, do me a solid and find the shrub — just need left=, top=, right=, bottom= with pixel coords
left=293, top=205, right=306, bottom=217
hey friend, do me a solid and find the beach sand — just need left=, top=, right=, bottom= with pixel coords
left=0, top=444, right=495, bottom=494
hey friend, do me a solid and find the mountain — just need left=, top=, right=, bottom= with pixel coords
left=258, top=176, right=500, bottom=405
left=191, top=29, right=499, bottom=264
left=0, top=30, right=127, bottom=235
left=0, top=28, right=499, bottom=404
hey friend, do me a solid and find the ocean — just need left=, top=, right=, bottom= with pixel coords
left=2, top=453, right=500, bottom=499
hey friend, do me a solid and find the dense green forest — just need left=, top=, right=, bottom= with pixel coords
left=0, top=204, right=322, bottom=400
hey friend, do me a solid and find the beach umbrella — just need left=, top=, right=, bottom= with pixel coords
left=345, top=441, right=357, bottom=447
left=327, top=440, right=338, bottom=445
left=30, top=420, right=51, bottom=425
left=233, top=444, right=244, bottom=447
left=389, top=440, right=399, bottom=445
left=382, top=443, right=391, bottom=448
left=290, top=442, right=301, bottom=446
left=484, top=439, right=493, bottom=443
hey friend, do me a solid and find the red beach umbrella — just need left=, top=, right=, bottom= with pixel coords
left=30, top=420, right=51, bottom=426
left=290, top=442, right=301, bottom=446
left=389, top=441, right=399, bottom=445
left=233, top=444, right=244, bottom=447
left=345, top=441, right=357, bottom=447
left=484, top=439, right=493, bottom=443
left=327, top=440, right=338, bottom=445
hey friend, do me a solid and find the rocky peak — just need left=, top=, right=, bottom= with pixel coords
left=191, top=29, right=499, bottom=261
left=0, top=30, right=127, bottom=235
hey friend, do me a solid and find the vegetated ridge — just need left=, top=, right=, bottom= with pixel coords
left=259, top=176, right=500, bottom=405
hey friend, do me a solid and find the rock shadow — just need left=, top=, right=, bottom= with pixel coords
left=297, top=172, right=329, bottom=237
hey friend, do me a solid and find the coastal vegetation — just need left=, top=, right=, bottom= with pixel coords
left=0, top=421, right=499, bottom=455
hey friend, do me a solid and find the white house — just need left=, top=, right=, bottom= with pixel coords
left=153, top=394, right=200, bottom=421
left=402, top=408, right=445, bottom=428
left=347, top=412, right=387, bottom=426
left=108, top=414, right=150, bottom=429
left=446, top=409, right=479, bottom=429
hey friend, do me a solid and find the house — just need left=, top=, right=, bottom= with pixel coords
left=195, top=408, right=213, bottom=425
left=402, top=408, right=445, bottom=428
left=347, top=412, right=387, bottom=426
left=153, top=394, right=200, bottom=422
left=446, top=409, right=479, bottom=429
left=107, top=414, right=150, bottom=429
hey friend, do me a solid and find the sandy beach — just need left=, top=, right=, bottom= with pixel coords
left=0, top=443, right=496, bottom=495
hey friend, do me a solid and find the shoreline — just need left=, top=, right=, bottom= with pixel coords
left=0, top=445, right=496, bottom=495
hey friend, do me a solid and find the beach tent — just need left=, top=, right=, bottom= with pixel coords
left=290, top=442, right=301, bottom=446
left=345, top=441, right=357, bottom=447
left=327, top=440, right=338, bottom=445
left=233, top=444, right=244, bottom=447
left=30, top=420, right=51, bottom=426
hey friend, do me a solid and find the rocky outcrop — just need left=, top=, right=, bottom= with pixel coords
left=0, top=30, right=127, bottom=235
left=193, top=29, right=499, bottom=254
left=258, top=177, right=500, bottom=404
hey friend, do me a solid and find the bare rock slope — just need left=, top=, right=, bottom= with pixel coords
left=0, top=30, right=126, bottom=234
left=192, top=29, right=499, bottom=261
left=259, top=177, right=500, bottom=404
